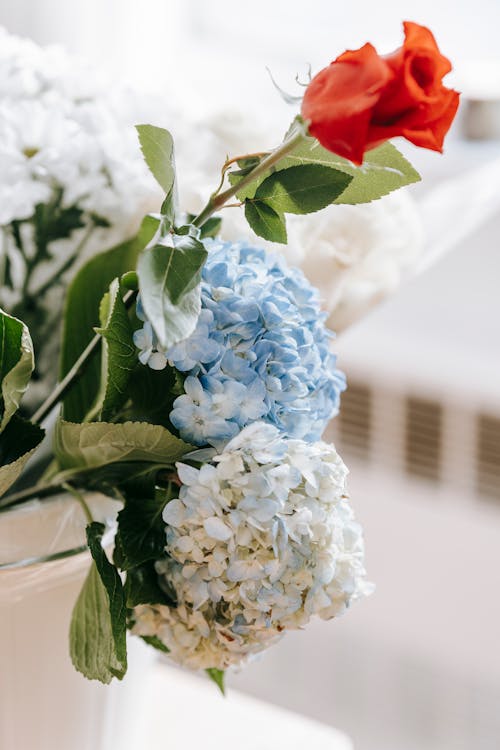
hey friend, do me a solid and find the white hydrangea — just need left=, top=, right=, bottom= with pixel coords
left=0, top=26, right=162, bottom=407
left=132, top=423, right=371, bottom=670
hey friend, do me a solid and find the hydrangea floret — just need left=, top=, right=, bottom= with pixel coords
left=132, top=423, right=371, bottom=669
left=134, top=240, right=346, bottom=446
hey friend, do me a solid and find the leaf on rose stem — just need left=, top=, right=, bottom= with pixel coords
left=186, top=214, right=222, bottom=239
left=116, top=492, right=170, bottom=570
left=54, top=419, right=192, bottom=473
left=229, top=137, right=420, bottom=205
left=137, top=233, right=208, bottom=350
left=206, top=668, right=226, bottom=695
left=0, top=416, right=44, bottom=497
left=125, top=561, right=173, bottom=607
left=136, top=124, right=175, bottom=195
left=87, top=278, right=137, bottom=422
left=70, top=522, right=127, bottom=683
left=60, top=214, right=160, bottom=423
left=253, top=165, right=352, bottom=215
left=244, top=200, right=287, bottom=244
left=0, top=309, right=34, bottom=432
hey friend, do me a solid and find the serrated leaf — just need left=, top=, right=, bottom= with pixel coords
left=206, top=668, right=225, bottom=695
left=117, top=493, right=169, bottom=570
left=60, top=215, right=160, bottom=422
left=136, top=125, right=175, bottom=195
left=55, top=420, right=191, bottom=472
left=0, top=309, right=34, bottom=431
left=137, top=234, right=207, bottom=350
left=0, top=416, right=44, bottom=497
left=127, top=362, right=180, bottom=427
left=254, top=165, right=352, bottom=215
left=229, top=138, right=420, bottom=205
left=125, top=561, right=173, bottom=607
left=70, top=522, right=127, bottom=683
left=89, top=278, right=137, bottom=421
left=244, top=200, right=287, bottom=243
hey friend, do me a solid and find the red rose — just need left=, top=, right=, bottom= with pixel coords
left=301, top=21, right=459, bottom=164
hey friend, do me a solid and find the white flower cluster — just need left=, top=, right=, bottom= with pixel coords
left=132, top=423, right=371, bottom=670
left=0, top=26, right=158, bottom=227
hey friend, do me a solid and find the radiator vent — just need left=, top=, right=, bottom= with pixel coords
left=338, top=382, right=371, bottom=460
left=405, top=397, right=442, bottom=481
left=476, top=414, right=500, bottom=501
left=333, top=381, right=500, bottom=502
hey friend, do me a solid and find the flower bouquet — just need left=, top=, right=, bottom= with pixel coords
left=0, top=21, right=457, bottom=692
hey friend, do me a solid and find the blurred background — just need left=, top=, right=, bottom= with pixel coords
left=1, top=1, right=500, bottom=748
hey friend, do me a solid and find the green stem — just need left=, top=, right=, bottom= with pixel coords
left=30, top=289, right=137, bottom=425
left=62, top=483, right=94, bottom=523
left=0, top=482, right=66, bottom=512
left=192, top=127, right=306, bottom=228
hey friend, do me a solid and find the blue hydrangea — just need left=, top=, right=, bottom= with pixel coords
left=135, top=239, right=345, bottom=447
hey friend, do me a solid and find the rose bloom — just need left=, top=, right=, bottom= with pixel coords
left=301, top=21, right=459, bottom=164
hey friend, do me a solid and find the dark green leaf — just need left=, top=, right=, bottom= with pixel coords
left=125, top=561, right=173, bottom=607
left=0, top=415, right=44, bottom=497
left=116, top=493, right=169, bottom=570
left=244, top=200, right=287, bottom=243
left=206, top=668, right=226, bottom=695
left=254, top=165, right=352, bottom=215
left=60, top=215, right=160, bottom=422
left=0, top=309, right=34, bottom=431
left=69, top=522, right=127, bottom=683
left=127, top=363, right=180, bottom=428
left=136, top=125, right=175, bottom=195
left=88, top=279, right=137, bottom=421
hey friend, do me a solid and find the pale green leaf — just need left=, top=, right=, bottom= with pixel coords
left=0, top=309, right=34, bottom=431
left=136, top=125, right=175, bottom=195
left=137, top=237, right=205, bottom=350
left=206, top=668, right=225, bottom=695
left=55, top=420, right=191, bottom=472
left=70, top=522, right=127, bottom=683
left=230, top=139, right=420, bottom=205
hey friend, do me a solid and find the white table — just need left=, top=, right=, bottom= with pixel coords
left=135, top=661, right=353, bottom=750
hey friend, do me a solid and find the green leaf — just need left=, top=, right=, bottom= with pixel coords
left=127, top=363, right=180, bottom=428
left=137, top=234, right=207, bottom=350
left=88, top=279, right=137, bottom=421
left=186, top=214, right=222, bottom=239
left=206, top=668, right=225, bottom=695
left=0, top=416, right=44, bottom=497
left=230, top=138, right=420, bottom=205
left=69, top=522, right=127, bottom=683
left=244, top=200, right=287, bottom=243
left=55, top=420, right=191, bottom=472
left=125, top=561, right=173, bottom=607
left=136, top=125, right=175, bottom=195
left=60, top=215, right=160, bottom=423
left=253, top=165, right=352, bottom=215
left=116, top=493, right=169, bottom=570
left=0, top=309, right=34, bottom=431
left=139, top=635, right=170, bottom=654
